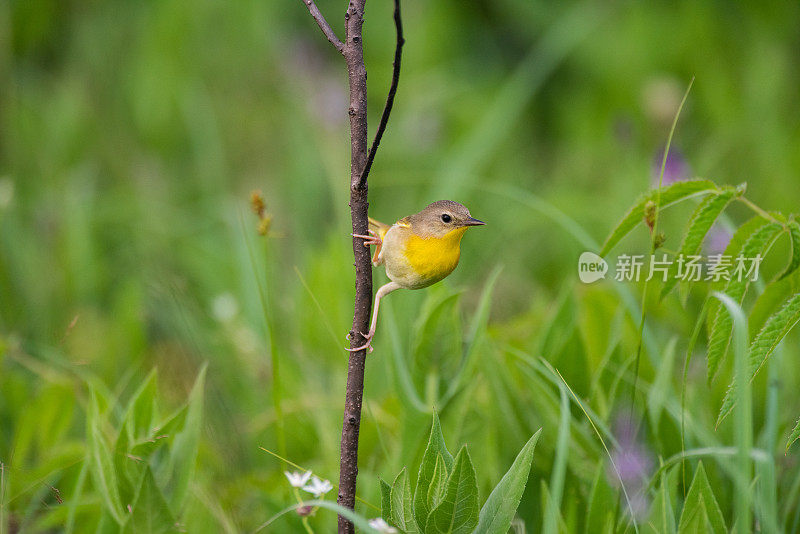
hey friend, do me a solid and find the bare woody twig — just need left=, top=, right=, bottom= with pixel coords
left=357, top=0, right=404, bottom=190
left=297, top=0, right=403, bottom=532
left=300, top=0, right=344, bottom=53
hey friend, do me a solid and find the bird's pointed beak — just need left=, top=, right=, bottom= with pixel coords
left=464, top=217, right=485, bottom=226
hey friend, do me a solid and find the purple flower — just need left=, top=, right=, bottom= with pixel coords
left=704, top=224, right=732, bottom=256
left=606, top=413, right=653, bottom=520
left=652, top=148, right=690, bottom=187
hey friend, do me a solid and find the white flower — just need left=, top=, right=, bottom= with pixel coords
left=368, top=518, right=398, bottom=533
left=284, top=470, right=312, bottom=488
left=302, top=476, right=333, bottom=498
left=211, top=292, right=238, bottom=323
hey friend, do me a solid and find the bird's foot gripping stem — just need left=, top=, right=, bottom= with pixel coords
left=351, top=229, right=382, bottom=248
left=346, top=330, right=375, bottom=354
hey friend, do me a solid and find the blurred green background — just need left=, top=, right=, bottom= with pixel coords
left=2, top=0, right=800, bottom=532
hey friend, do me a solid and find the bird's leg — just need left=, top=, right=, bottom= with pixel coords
left=351, top=229, right=382, bottom=247
left=346, top=281, right=401, bottom=354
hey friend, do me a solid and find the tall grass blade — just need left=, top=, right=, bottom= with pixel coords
left=711, top=292, right=751, bottom=534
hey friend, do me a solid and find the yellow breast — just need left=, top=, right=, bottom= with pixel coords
left=401, top=226, right=467, bottom=286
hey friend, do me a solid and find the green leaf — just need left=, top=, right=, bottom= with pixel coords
left=678, top=498, right=711, bottom=534
left=748, top=272, right=799, bottom=337
left=122, top=466, right=179, bottom=533
left=539, top=481, right=568, bottom=534
left=648, top=337, right=677, bottom=431
left=599, top=179, right=718, bottom=257
left=706, top=215, right=772, bottom=333
left=718, top=292, right=800, bottom=425
left=787, top=417, right=800, bottom=452
left=584, top=464, right=615, bottom=534
left=123, top=370, right=159, bottom=440
left=425, top=446, right=479, bottom=534
left=779, top=219, right=800, bottom=280
left=475, top=429, right=541, bottom=534
left=677, top=463, right=726, bottom=534
left=87, top=389, right=126, bottom=524
left=380, top=478, right=393, bottom=521
left=645, top=467, right=676, bottom=534
left=428, top=455, right=448, bottom=510
left=660, top=187, right=740, bottom=299
left=390, top=468, right=417, bottom=533
left=163, top=365, right=206, bottom=513
left=706, top=221, right=783, bottom=382
left=414, top=412, right=454, bottom=530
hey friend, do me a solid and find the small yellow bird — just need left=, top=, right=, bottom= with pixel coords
left=348, top=200, right=485, bottom=353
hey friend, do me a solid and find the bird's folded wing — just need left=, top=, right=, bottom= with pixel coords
left=368, top=217, right=391, bottom=265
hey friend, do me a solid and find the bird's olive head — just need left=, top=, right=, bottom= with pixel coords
left=409, top=200, right=484, bottom=238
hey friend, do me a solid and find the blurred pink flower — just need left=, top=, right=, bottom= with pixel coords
left=652, top=148, right=690, bottom=187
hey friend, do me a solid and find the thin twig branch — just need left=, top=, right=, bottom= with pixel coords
left=298, top=0, right=403, bottom=532
left=339, top=0, right=371, bottom=532
left=299, top=0, right=344, bottom=53
left=356, top=0, right=404, bottom=190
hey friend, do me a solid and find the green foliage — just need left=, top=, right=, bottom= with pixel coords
left=659, top=186, right=741, bottom=299
left=4, top=1, right=800, bottom=532
left=717, top=292, right=800, bottom=425
left=383, top=414, right=540, bottom=533
left=677, top=463, right=726, bottom=534
left=599, top=180, right=719, bottom=257
left=706, top=220, right=784, bottom=382
left=474, top=430, right=542, bottom=534
left=779, top=219, right=800, bottom=280
left=84, top=369, right=205, bottom=531
left=788, top=418, right=800, bottom=452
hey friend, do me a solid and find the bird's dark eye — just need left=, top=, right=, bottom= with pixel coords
left=441, top=213, right=452, bottom=223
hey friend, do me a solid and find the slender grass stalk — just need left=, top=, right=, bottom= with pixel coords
left=240, top=214, right=287, bottom=461
left=712, top=292, right=752, bottom=534
left=630, top=77, right=694, bottom=415
left=680, top=297, right=710, bottom=497
left=0, top=461, right=5, bottom=534
left=539, top=359, right=639, bottom=534
left=543, top=384, right=570, bottom=534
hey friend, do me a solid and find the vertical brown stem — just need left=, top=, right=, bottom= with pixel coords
left=298, top=0, right=402, bottom=530
left=339, top=1, right=371, bottom=533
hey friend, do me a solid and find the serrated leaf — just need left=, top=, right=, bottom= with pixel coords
left=87, top=390, right=126, bottom=524
left=425, top=446, right=479, bottom=534
left=717, top=292, right=800, bottom=425
left=599, top=180, right=718, bottom=257
left=706, top=216, right=772, bottom=334
left=660, top=188, right=739, bottom=299
left=779, top=219, right=800, bottom=280
left=380, top=478, right=392, bottom=521
left=677, top=463, right=725, bottom=534
left=414, top=412, right=454, bottom=530
left=122, top=466, right=179, bottom=533
left=390, top=468, right=417, bottom=533
left=475, top=429, right=541, bottom=534
left=706, top=221, right=783, bottom=382
left=787, top=417, right=800, bottom=452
